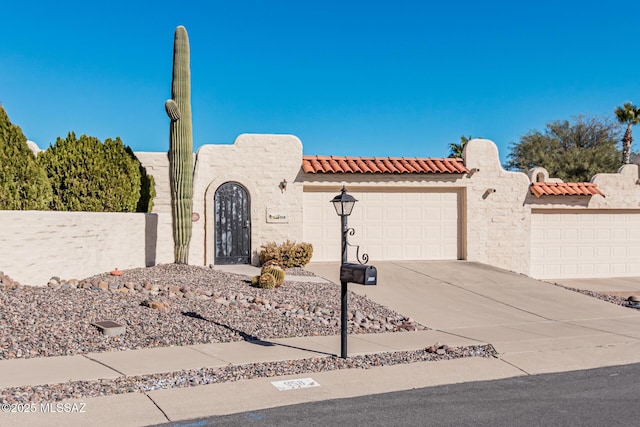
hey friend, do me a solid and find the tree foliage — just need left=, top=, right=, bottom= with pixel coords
left=506, top=115, right=622, bottom=182
left=0, top=106, right=53, bottom=210
left=38, top=132, right=153, bottom=212
left=448, top=135, right=471, bottom=158
left=615, top=102, right=640, bottom=164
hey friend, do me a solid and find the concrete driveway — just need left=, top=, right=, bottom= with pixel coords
left=306, top=260, right=640, bottom=374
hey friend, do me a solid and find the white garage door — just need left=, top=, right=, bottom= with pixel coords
left=531, top=210, right=640, bottom=279
left=303, top=188, right=461, bottom=262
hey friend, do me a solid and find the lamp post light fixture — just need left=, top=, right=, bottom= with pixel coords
left=331, top=186, right=377, bottom=358
left=331, top=186, right=358, bottom=264
left=331, top=186, right=356, bottom=358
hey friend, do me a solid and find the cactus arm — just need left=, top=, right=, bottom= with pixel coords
left=165, top=99, right=181, bottom=121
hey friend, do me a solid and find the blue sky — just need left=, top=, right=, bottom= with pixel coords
left=2, top=1, right=638, bottom=164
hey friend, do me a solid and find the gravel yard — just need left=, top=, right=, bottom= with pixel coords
left=0, top=264, right=426, bottom=360
left=2, top=264, right=638, bottom=404
left=0, top=264, right=498, bottom=404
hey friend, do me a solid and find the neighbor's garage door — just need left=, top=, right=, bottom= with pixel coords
left=303, top=188, right=461, bottom=262
left=531, top=210, right=640, bottom=279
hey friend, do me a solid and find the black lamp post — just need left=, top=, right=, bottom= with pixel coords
left=331, top=186, right=357, bottom=358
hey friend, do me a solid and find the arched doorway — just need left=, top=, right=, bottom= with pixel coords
left=214, top=182, right=251, bottom=264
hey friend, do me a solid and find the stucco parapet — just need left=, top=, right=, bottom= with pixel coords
left=195, top=134, right=302, bottom=158
left=527, top=167, right=563, bottom=183
left=588, top=164, right=640, bottom=208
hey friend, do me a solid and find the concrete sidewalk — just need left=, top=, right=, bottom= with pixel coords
left=3, top=261, right=640, bottom=427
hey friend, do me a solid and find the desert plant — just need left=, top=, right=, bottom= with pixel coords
left=289, top=242, right=313, bottom=267
left=38, top=132, right=146, bottom=212
left=165, top=25, right=194, bottom=264
left=0, top=106, right=53, bottom=210
left=258, top=272, right=276, bottom=289
left=260, top=264, right=286, bottom=287
left=259, top=242, right=281, bottom=266
left=259, top=240, right=314, bottom=268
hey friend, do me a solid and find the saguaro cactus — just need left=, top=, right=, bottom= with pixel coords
left=165, top=25, right=193, bottom=264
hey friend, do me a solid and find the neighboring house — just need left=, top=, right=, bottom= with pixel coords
left=2, top=135, right=640, bottom=285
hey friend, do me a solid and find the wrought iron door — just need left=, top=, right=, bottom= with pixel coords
left=214, top=182, right=251, bottom=264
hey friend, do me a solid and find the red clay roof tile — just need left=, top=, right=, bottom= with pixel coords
left=530, top=182, right=605, bottom=198
left=302, top=156, right=469, bottom=174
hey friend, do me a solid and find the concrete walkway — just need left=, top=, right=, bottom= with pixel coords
left=3, top=261, right=640, bottom=426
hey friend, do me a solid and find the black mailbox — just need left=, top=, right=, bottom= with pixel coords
left=340, top=263, right=377, bottom=285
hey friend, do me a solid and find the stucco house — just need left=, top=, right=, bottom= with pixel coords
left=138, top=134, right=640, bottom=280
left=2, top=135, right=640, bottom=286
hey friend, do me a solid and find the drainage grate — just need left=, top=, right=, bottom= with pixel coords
left=92, top=320, right=126, bottom=337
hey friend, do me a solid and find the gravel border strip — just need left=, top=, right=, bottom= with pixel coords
left=550, top=281, right=638, bottom=309
left=0, top=344, right=496, bottom=404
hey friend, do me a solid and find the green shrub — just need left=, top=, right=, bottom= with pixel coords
left=0, top=106, right=53, bottom=210
left=259, top=240, right=314, bottom=268
left=38, top=132, right=154, bottom=212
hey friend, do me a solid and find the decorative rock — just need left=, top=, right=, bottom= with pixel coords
left=110, top=269, right=123, bottom=276
left=141, top=300, right=167, bottom=310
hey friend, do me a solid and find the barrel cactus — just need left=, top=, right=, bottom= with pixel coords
left=165, top=25, right=194, bottom=264
left=260, top=264, right=286, bottom=287
left=258, top=273, right=277, bottom=289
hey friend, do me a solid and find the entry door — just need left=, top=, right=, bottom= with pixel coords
left=214, top=182, right=251, bottom=264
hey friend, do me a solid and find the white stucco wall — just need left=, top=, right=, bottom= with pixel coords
left=0, top=211, right=154, bottom=286
left=195, top=134, right=304, bottom=266
left=137, top=134, right=304, bottom=267
left=463, top=139, right=532, bottom=275
left=136, top=152, right=174, bottom=265
left=5, top=137, right=640, bottom=285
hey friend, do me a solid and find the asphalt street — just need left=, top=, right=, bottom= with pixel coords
left=153, top=363, right=640, bottom=427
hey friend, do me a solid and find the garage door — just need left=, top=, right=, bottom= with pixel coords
left=303, top=188, right=461, bottom=262
left=531, top=210, right=640, bottom=279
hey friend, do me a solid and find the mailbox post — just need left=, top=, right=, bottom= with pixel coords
left=331, top=186, right=377, bottom=358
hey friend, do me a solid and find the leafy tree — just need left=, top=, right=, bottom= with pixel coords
left=0, top=106, right=53, bottom=210
left=38, top=132, right=153, bottom=212
left=506, top=115, right=621, bottom=182
left=615, top=102, right=640, bottom=164
left=448, top=135, right=472, bottom=158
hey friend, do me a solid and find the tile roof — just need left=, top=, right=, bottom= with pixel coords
left=530, top=182, right=605, bottom=198
left=302, top=156, right=469, bottom=174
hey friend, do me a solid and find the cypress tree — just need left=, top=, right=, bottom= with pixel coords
left=0, top=106, right=53, bottom=210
